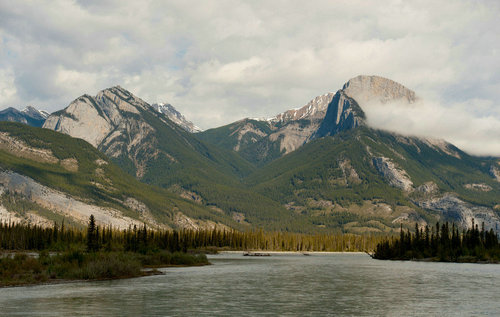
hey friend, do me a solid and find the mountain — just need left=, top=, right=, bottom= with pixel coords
left=43, top=86, right=251, bottom=180
left=151, top=102, right=202, bottom=133
left=244, top=75, right=500, bottom=232
left=0, top=106, right=49, bottom=127
left=0, top=122, right=240, bottom=230
left=314, top=75, right=416, bottom=138
left=42, top=86, right=304, bottom=231
left=14, top=76, right=500, bottom=234
left=198, top=93, right=335, bottom=166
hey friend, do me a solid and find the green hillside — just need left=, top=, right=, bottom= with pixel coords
left=244, top=127, right=500, bottom=231
left=0, top=122, right=242, bottom=229
left=197, top=119, right=284, bottom=166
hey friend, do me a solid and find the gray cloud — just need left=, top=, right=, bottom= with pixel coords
left=0, top=0, right=499, bottom=155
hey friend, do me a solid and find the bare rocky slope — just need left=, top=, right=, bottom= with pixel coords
left=0, top=122, right=239, bottom=230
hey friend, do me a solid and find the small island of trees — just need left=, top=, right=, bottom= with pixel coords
left=374, top=219, right=500, bottom=263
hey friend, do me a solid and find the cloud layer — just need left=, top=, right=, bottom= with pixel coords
left=0, top=0, right=499, bottom=155
left=363, top=99, right=500, bottom=157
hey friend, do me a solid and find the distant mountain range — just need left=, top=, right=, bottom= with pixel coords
left=0, top=106, right=49, bottom=127
left=1, top=75, right=499, bottom=234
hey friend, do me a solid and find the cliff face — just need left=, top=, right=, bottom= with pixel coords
left=342, top=75, right=417, bottom=105
left=43, top=86, right=175, bottom=178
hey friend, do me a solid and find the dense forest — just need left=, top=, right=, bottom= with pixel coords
left=374, top=220, right=500, bottom=262
left=0, top=218, right=385, bottom=254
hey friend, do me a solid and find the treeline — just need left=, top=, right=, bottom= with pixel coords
left=374, top=220, right=500, bottom=262
left=0, top=219, right=386, bottom=253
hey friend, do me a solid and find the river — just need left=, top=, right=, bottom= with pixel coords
left=0, top=253, right=498, bottom=316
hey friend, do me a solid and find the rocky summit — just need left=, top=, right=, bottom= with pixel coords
left=0, top=106, right=49, bottom=128
left=2, top=75, right=499, bottom=234
left=151, top=102, right=202, bottom=133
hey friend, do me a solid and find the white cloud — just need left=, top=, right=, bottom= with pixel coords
left=364, top=98, right=500, bottom=156
left=0, top=0, right=499, bottom=155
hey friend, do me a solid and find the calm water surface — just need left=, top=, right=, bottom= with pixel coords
left=0, top=253, right=499, bottom=316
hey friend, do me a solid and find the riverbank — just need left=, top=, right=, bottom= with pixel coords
left=0, top=250, right=209, bottom=288
left=219, top=251, right=367, bottom=255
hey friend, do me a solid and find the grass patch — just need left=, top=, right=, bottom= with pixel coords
left=0, top=250, right=209, bottom=287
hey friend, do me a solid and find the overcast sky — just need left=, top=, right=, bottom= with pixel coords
left=0, top=0, right=499, bottom=155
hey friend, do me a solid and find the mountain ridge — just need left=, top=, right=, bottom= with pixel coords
left=0, top=106, right=49, bottom=128
left=2, top=75, right=498, bottom=234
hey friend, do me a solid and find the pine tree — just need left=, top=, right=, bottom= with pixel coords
left=86, top=214, right=99, bottom=252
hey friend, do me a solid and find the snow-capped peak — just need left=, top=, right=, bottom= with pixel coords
left=21, top=106, right=50, bottom=119
left=267, top=92, right=335, bottom=123
left=151, top=102, right=202, bottom=133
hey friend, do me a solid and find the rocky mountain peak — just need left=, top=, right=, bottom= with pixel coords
left=313, top=75, right=417, bottom=139
left=0, top=106, right=49, bottom=127
left=22, top=106, right=49, bottom=119
left=269, top=93, right=335, bottom=123
left=342, top=75, right=417, bottom=105
left=151, top=102, right=202, bottom=133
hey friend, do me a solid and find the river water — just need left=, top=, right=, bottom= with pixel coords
left=0, top=253, right=498, bottom=316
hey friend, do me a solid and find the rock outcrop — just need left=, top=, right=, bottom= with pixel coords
left=0, top=170, right=145, bottom=229
left=490, top=166, right=500, bottom=182
left=417, top=194, right=500, bottom=231
left=372, top=157, right=413, bottom=192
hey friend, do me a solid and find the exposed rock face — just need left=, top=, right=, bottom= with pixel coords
left=173, top=212, right=228, bottom=231
left=262, top=93, right=336, bottom=154
left=372, top=157, right=413, bottom=191
left=392, top=212, right=427, bottom=228
left=0, top=106, right=49, bottom=127
left=43, top=86, right=168, bottom=178
left=464, top=183, right=492, bottom=192
left=43, top=94, right=115, bottom=148
left=416, top=182, right=439, bottom=195
left=0, top=132, right=58, bottom=164
left=313, top=91, right=365, bottom=138
left=269, top=93, right=334, bottom=123
left=230, top=121, right=269, bottom=151
left=268, top=121, right=321, bottom=155
left=169, top=185, right=203, bottom=204
left=421, top=138, right=461, bottom=159
left=151, top=103, right=202, bottom=133
left=313, top=75, right=416, bottom=139
left=490, top=166, right=500, bottom=182
left=338, top=159, right=361, bottom=185
left=0, top=170, right=145, bottom=229
left=417, top=194, right=500, bottom=231
left=342, top=75, right=417, bottom=105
